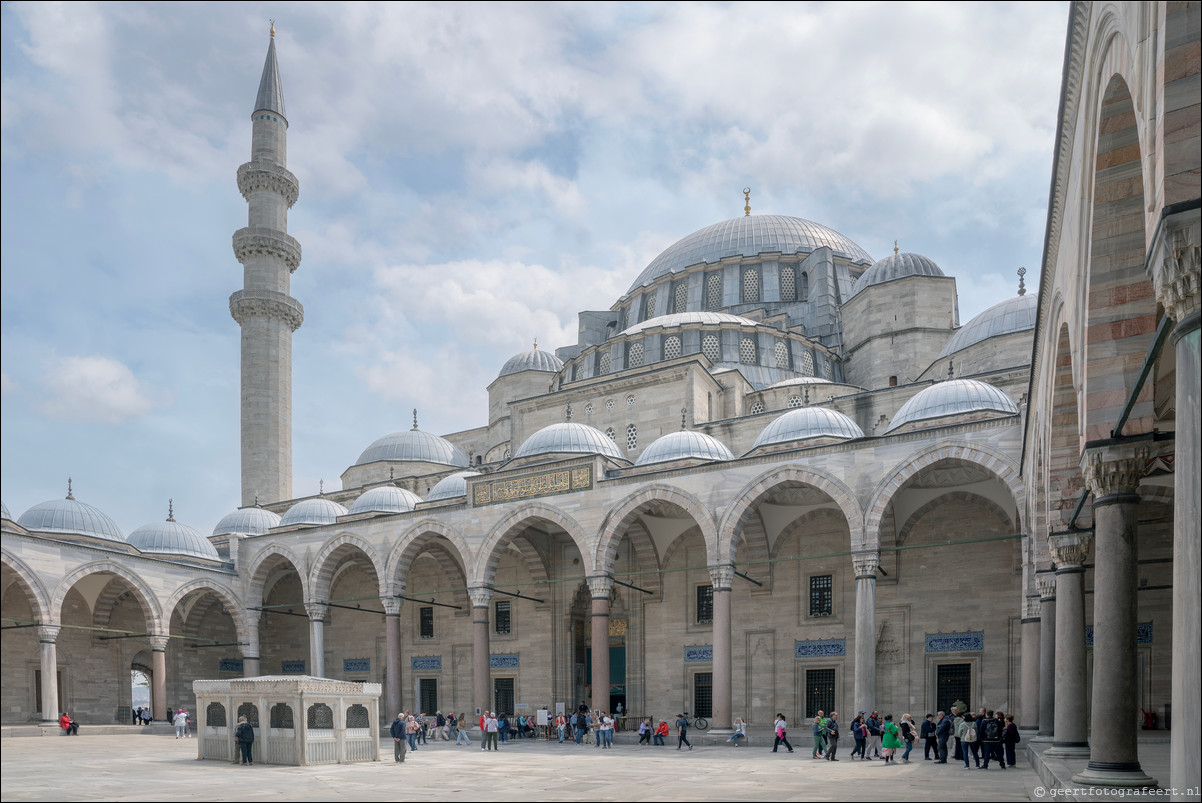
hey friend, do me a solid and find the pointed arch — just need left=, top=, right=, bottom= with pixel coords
left=386, top=518, right=471, bottom=595
left=244, top=542, right=308, bottom=608
left=473, top=502, right=586, bottom=587
left=1, top=549, right=52, bottom=624
left=164, top=578, right=247, bottom=647
left=51, top=561, right=163, bottom=633
left=595, top=484, right=715, bottom=574
left=309, top=532, right=386, bottom=602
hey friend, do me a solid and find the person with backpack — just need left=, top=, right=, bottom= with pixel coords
left=823, top=711, right=840, bottom=760
left=675, top=713, right=693, bottom=751
left=979, top=710, right=1005, bottom=769
left=811, top=710, right=826, bottom=758
left=234, top=714, right=255, bottom=766
left=849, top=713, right=867, bottom=759
left=957, top=712, right=977, bottom=768
left=1003, top=714, right=1020, bottom=767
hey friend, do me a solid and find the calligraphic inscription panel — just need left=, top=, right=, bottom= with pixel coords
left=472, top=465, right=592, bottom=507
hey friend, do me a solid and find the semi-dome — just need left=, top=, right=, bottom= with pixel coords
left=212, top=506, right=281, bottom=537
left=849, top=251, right=944, bottom=298
left=620, top=311, right=758, bottom=337
left=939, top=294, right=1037, bottom=358
left=355, top=426, right=469, bottom=468
left=752, top=407, right=864, bottom=450
left=129, top=510, right=221, bottom=561
left=348, top=485, right=422, bottom=515
left=427, top=471, right=482, bottom=502
left=635, top=430, right=735, bottom=466
left=514, top=423, right=624, bottom=461
left=499, top=345, right=564, bottom=377
left=279, top=497, right=348, bottom=527
left=887, top=379, right=1018, bottom=433
left=18, top=487, right=124, bottom=543
left=627, top=215, right=874, bottom=293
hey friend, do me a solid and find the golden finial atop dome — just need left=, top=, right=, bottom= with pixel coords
left=894, top=240, right=899, bottom=255
left=270, top=20, right=276, bottom=38
left=743, top=188, right=751, bottom=217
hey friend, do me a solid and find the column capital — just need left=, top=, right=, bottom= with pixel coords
left=587, top=575, right=614, bottom=599
left=1152, top=215, right=1200, bottom=324
left=37, top=625, right=61, bottom=642
left=707, top=564, right=734, bottom=591
left=381, top=597, right=403, bottom=616
left=1048, top=532, right=1093, bottom=571
left=1023, top=596, right=1042, bottom=619
left=304, top=602, right=327, bottom=621
left=148, top=634, right=171, bottom=651
left=852, top=550, right=880, bottom=578
left=1082, top=444, right=1149, bottom=500
left=467, top=586, right=493, bottom=608
left=1035, top=572, right=1057, bottom=600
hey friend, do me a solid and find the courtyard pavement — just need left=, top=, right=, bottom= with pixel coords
left=0, top=733, right=1044, bottom=801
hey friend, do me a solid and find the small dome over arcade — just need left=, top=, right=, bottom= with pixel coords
left=355, top=411, right=470, bottom=469
left=751, top=407, right=864, bottom=450
left=848, top=249, right=944, bottom=298
left=499, top=342, right=565, bottom=377
left=18, top=480, right=125, bottom=543
left=279, top=497, right=348, bottom=527
left=769, top=376, right=835, bottom=389
left=348, top=485, right=422, bottom=515
left=636, top=430, right=735, bottom=466
left=427, top=471, right=482, bottom=502
left=128, top=502, right=221, bottom=561
left=514, top=423, right=624, bottom=461
left=938, top=293, right=1037, bottom=358
left=212, top=505, right=281, bottom=537
left=887, top=379, right=1018, bottom=433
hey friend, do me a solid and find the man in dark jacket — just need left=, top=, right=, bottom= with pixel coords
left=921, top=714, right=937, bottom=759
left=979, top=710, right=1005, bottom=769
left=234, top=715, right=255, bottom=766
left=824, top=712, right=840, bottom=760
left=935, top=711, right=952, bottom=763
left=390, top=713, right=407, bottom=763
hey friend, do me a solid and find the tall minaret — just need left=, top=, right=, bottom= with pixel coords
left=230, top=24, right=302, bottom=506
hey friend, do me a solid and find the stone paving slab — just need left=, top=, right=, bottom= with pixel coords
left=0, top=734, right=1040, bottom=802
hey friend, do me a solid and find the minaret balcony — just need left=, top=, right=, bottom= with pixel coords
left=229, top=288, right=304, bottom=331
left=232, top=227, right=302, bottom=273
left=237, top=160, right=299, bottom=207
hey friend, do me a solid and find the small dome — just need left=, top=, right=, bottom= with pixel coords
left=18, top=490, right=124, bottom=543
left=129, top=513, right=221, bottom=561
left=427, top=471, right=482, bottom=502
left=849, top=252, right=944, bottom=298
left=769, top=376, right=835, bottom=389
left=348, top=485, right=422, bottom=515
left=887, top=379, right=1018, bottom=433
left=355, top=427, right=469, bottom=468
left=499, top=346, right=564, bottom=377
left=514, top=423, right=624, bottom=461
left=635, top=430, right=735, bottom=466
left=279, top=497, right=348, bottom=527
left=938, top=294, right=1037, bottom=358
left=752, top=407, right=864, bottom=450
left=212, top=506, right=281, bottom=537
left=620, top=311, right=758, bottom=337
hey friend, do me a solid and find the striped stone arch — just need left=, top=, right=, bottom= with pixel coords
left=309, top=532, right=386, bottom=603
left=717, top=464, right=864, bottom=561
left=386, top=518, right=471, bottom=595
left=864, top=441, right=1024, bottom=549
left=163, top=578, right=247, bottom=646
left=93, top=577, right=144, bottom=632
left=594, top=484, right=716, bottom=576
left=1, top=548, right=52, bottom=624
left=51, top=560, right=163, bottom=633
left=473, top=502, right=586, bottom=587
left=244, top=542, right=309, bottom=609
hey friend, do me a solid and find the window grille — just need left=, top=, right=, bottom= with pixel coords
left=420, top=679, right=439, bottom=715
left=937, top=664, right=973, bottom=715
left=664, top=336, right=682, bottom=360
left=237, top=703, right=259, bottom=727
left=693, top=673, right=713, bottom=719
left=495, top=600, right=511, bottom=634
left=626, top=395, right=635, bottom=406
left=269, top=703, right=294, bottom=729
left=346, top=704, right=370, bottom=729
left=801, top=351, right=815, bottom=376
left=750, top=402, right=764, bottom=415
left=739, top=338, right=757, bottom=364
left=207, top=702, right=227, bottom=728
left=307, top=703, right=333, bottom=729
left=598, top=353, right=611, bottom=375
left=605, top=427, right=616, bottom=441
left=805, top=669, right=835, bottom=719
left=494, top=678, right=515, bottom=715
left=628, top=342, right=644, bottom=368
left=788, top=395, right=803, bottom=408
left=585, top=403, right=594, bottom=416
left=626, top=424, right=638, bottom=451
left=420, top=606, right=434, bottom=639
left=702, top=335, right=720, bottom=362
left=775, top=341, right=790, bottom=369
left=742, top=268, right=760, bottom=303
left=674, top=283, right=689, bottom=313
left=605, top=399, right=615, bottom=410
left=780, top=266, right=796, bottom=301
left=706, top=273, right=723, bottom=310
left=809, top=574, right=833, bottom=616
left=644, top=293, right=657, bottom=320
left=696, top=585, right=714, bottom=624
left=822, top=359, right=832, bottom=379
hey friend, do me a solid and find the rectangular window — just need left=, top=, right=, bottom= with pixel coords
left=805, top=669, right=836, bottom=718
left=494, top=677, right=515, bottom=715
left=494, top=600, right=511, bottom=635
left=419, top=606, right=434, bottom=639
left=419, top=678, right=438, bottom=715
left=696, top=585, right=714, bottom=624
left=693, top=672, right=713, bottom=719
left=809, top=574, right=833, bottom=617
left=937, top=663, right=972, bottom=715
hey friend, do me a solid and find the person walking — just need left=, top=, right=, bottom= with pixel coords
left=900, top=713, right=917, bottom=763
left=849, top=713, right=867, bottom=759
left=811, top=710, right=826, bottom=758
left=638, top=718, right=651, bottom=745
left=881, top=714, right=902, bottom=763
left=390, top=712, right=407, bottom=763
left=824, top=712, right=840, bottom=760
left=173, top=708, right=189, bottom=739
left=921, top=713, right=937, bottom=760
left=866, top=711, right=882, bottom=759
left=934, top=710, right=952, bottom=763
left=234, top=715, right=254, bottom=766
left=456, top=712, right=472, bottom=746
left=675, top=713, right=693, bottom=750
left=407, top=715, right=420, bottom=752
left=772, top=713, right=793, bottom=753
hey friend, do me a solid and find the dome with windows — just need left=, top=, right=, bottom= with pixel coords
left=348, top=485, right=422, bottom=515
left=498, top=345, right=565, bottom=378
left=619, top=311, right=759, bottom=337
left=128, top=511, right=221, bottom=561
left=887, top=379, right=1018, bottom=433
left=635, top=430, right=735, bottom=466
left=427, top=471, right=482, bottom=502
left=514, top=423, right=624, bottom=461
left=938, top=294, right=1037, bottom=358
left=212, top=505, right=281, bottom=537
left=627, top=215, right=873, bottom=293
left=18, top=490, right=125, bottom=543
left=848, top=251, right=944, bottom=298
left=355, top=427, right=469, bottom=468
left=279, top=497, right=348, bottom=527
left=751, top=407, right=864, bottom=450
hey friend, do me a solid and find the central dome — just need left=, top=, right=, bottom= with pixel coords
left=627, top=215, right=874, bottom=293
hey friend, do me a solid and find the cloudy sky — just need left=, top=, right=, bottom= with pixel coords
left=1, top=1, right=1068, bottom=536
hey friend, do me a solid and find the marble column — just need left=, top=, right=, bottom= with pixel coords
left=709, top=564, right=734, bottom=733
left=38, top=625, right=60, bottom=724
left=149, top=634, right=170, bottom=722
left=588, top=576, right=613, bottom=713
left=382, top=597, right=403, bottom=718
left=242, top=614, right=261, bottom=678
left=1034, top=571, right=1057, bottom=740
left=1019, top=595, right=1041, bottom=736
left=305, top=603, right=326, bottom=678
left=1044, top=532, right=1092, bottom=758
left=852, top=551, right=879, bottom=717
left=469, top=587, right=492, bottom=715
left=1073, top=447, right=1156, bottom=787
left=1153, top=219, right=1200, bottom=796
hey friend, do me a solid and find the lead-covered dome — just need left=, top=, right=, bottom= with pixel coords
left=514, top=423, right=624, bottom=460
left=279, top=497, right=348, bottom=527
left=499, top=346, right=564, bottom=377
left=212, top=506, right=281, bottom=537
left=628, top=215, right=874, bottom=293
left=427, top=471, right=482, bottom=502
left=938, top=294, right=1037, bottom=358
left=355, top=428, right=469, bottom=468
left=348, top=485, right=422, bottom=515
left=752, top=407, right=864, bottom=450
left=18, top=489, right=124, bottom=543
left=635, top=430, right=735, bottom=466
left=129, top=511, right=221, bottom=561
left=620, top=311, right=758, bottom=337
left=849, top=252, right=944, bottom=298
left=887, top=379, right=1018, bottom=433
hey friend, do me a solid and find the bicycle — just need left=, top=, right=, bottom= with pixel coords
left=684, top=712, right=708, bottom=730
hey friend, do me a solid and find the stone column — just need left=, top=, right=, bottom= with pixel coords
left=1020, top=595, right=1041, bottom=736
left=382, top=597, right=403, bottom=718
left=709, top=564, right=734, bottom=733
left=852, top=551, right=879, bottom=717
left=149, top=634, right=170, bottom=722
left=242, top=614, right=261, bottom=677
left=1153, top=219, right=1200, bottom=796
left=588, top=576, right=613, bottom=713
left=1044, top=532, right=1091, bottom=758
left=469, top=587, right=492, bottom=715
left=1073, top=447, right=1156, bottom=787
left=1034, top=571, right=1057, bottom=740
left=305, top=603, right=326, bottom=678
left=38, top=625, right=60, bottom=724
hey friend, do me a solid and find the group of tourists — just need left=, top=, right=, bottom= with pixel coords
left=131, top=706, right=152, bottom=725
left=923, top=707, right=1021, bottom=769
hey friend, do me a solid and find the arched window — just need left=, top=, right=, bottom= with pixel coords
left=643, top=293, right=657, bottom=321
left=598, top=352, right=611, bottom=375
left=800, top=271, right=810, bottom=300
left=788, top=395, right=803, bottom=408
left=750, top=402, right=764, bottom=415
left=605, top=427, right=616, bottom=441
left=800, top=351, right=815, bottom=376
left=237, top=703, right=259, bottom=728
left=702, top=334, right=720, bottom=362
left=270, top=703, right=294, bottom=729
left=346, top=704, right=370, bottom=729
left=674, top=282, right=689, bottom=314
left=207, top=702, right=227, bottom=728
left=307, top=703, right=334, bottom=730
left=739, top=337, right=757, bottom=364
left=627, top=342, right=644, bottom=368
left=780, top=265, right=797, bottom=301
left=626, top=424, right=638, bottom=451
left=664, top=336, right=682, bottom=360
left=742, top=268, right=760, bottom=303
left=774, top=341, right=790, bottom=369
left=705, top=273, right=723, bottom=310
left=821, top=359, right=832, bottom=379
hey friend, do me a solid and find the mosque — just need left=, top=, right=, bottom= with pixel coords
left=1, top=2, right=1197, bottom=792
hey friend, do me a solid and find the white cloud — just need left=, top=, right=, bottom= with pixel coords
left=37, top=355, right=160, bottom=424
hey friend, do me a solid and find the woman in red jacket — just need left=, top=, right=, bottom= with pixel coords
left=59, top=712, right=79, bottom=735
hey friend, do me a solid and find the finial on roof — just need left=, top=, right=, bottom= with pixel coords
left=66, top=477, right=74, bottom=501
left=948, top=359, right=955, bottom=380
left=743, top=188, right=751, bottom=217
left=804, top=386, right=810, bottom=406
left=319, top=479, right=324, bottom=495
left=1017, top=267, right=1027, bottom=297
left=389, top=466, right=395, bottom=480
left=894, top=240, right=899, bottom=255
left=270, top=20, right=276, bottom=38
left=167, top=499, right=175, bottom=523
left=681, top=408, right=688, bottom=431
left=533, top=338, right=538, bottom=351
left=412, top=409, right=419, bottom=431
left=566, top=403, right=574, bottom=422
